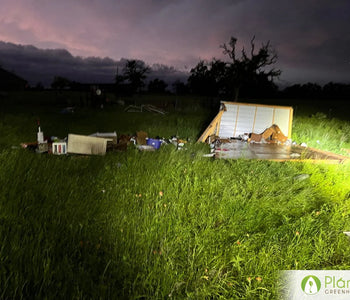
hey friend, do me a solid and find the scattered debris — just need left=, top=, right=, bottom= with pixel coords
left=22, top=121, right=191, bottom=156
left=202, top=153, right=215, bottom=157
left=293, top=174, right=310, bottom=181
left=116, top=99, right=125, bottom=106
left=168, top=137, right=187, bottom=150
left=341, top=148, right=350, bottom=156
left=67, top=134, right=112, bottom=155
left=124, top=104, right=166, bottom=114
left=113, top=134, right=132, bottom=151
left=239, top=133, right=250, bottom=141
left=198, top=101, right=293, bottom=143
left=52, top=142, right=67, bottom=155
left=124, top=105, right=142, bottom=113
left=249, top=124, right=288, bottom=144
left=37, top=142, right=48, bottom=153
left=249, top=133, right=262, bottom=143
left=143, top=104, right=166, bottom=115
left=60, top=107, right=75, bottom=114
left=136, top=131, right=148, bottom=145
left=137, top=145, right=155, bottom=151
left=36, top=120, right=48, bottom=153
left=343, top=232, right=350, bottom=237
left=198, top=101, right=349, bottom=163
left=147, top=138, right=162, bottom=149
left=89, top=132, right=117, bottom=144
left=89, top=131, right=117, bottom=139
left=37, top=122, right=44, bottom=143
left=290, top=153, right=301, bottom=159
left=208, top=138, right=349, bottom=163
left=21, top=142, right=38, bottom=151
left=19, top=118, right=349, bottom=164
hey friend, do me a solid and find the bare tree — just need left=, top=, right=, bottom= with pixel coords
left=221, top=36, right=281, bottom=100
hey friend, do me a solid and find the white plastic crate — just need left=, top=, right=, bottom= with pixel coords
left=52, top=142, right=67, bottom=155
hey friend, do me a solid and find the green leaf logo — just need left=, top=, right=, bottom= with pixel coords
left=301, top=275, right=321, bottom=295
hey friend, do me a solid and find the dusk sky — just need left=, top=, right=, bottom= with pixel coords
left=1, top=0, right=350, bottom=87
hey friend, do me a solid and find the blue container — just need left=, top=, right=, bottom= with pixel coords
left=147, top=138, right=162, bottom=149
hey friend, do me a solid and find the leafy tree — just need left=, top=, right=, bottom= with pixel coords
left=188, top=59, right=226, bottom=96
left=116, top=60, right=150, bottom=94
left=221, top=36, right=281, bottom=100
left=208, top=59, right=228, bottom=95
left=115, top=68, right=126, bottom=86
left=188, top=61, right=212, bottom=95
left=51, top=76, right=71, bottom=90
left=323, top=82, right=350, bottom=99
left=172, top=80, right=189, bottom=95
left=282, top=83, right=322, bottom=99
left=115, top=67, right=127, bottom=95
left=148, top=78, right=168, bottom=94
left=34, top=82, right=44, bottom=90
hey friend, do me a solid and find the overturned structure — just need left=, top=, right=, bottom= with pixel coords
left=198, top=101, right=293, bottom=143
left=199, top=101, right=349, bottom=163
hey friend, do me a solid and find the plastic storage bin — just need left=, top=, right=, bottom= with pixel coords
left=146, top=138, right=162, bottom=149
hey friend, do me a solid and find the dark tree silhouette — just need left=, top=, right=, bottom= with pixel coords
left=188, top=59, right=227, bottom=96
left=323, top=82, right=350, bottom=99
left=221, top=36, right=281, bottom=100
left=172, top=80, right=189, bottom=95
left=34, top=82, right=44, bottom=90
left=188, top=61, right=212, bottom=95
left=209, top=59, right=227, bottom=95
left=116, top=60, right=150, bottom=94
left=51, top=76, right=71, bottom=90
left=148, top=78, right=168, bottom=93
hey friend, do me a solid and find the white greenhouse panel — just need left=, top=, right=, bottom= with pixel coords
left=219, top=105, right=237, bottom=138
left=219, top=102, right=293, bottom=138
left=273, top=108, right=291, bottom=137
left=235, top=105, right=256, bottom=136
left=253, top=107, right=274, bottom=133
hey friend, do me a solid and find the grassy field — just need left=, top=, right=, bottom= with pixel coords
left=0, top=91, right=350, bottom=299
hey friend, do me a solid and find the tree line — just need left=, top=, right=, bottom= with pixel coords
left=48, top=36, right=350, bottom=100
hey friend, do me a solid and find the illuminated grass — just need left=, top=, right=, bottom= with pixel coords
left=292, top=113, right=350, bottom=155
left=0, top=145, right=349, bottom=299
left=0, top=93, right=350, bottom=298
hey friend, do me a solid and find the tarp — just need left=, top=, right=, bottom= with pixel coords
left=198, top=101, right=293, bottom=142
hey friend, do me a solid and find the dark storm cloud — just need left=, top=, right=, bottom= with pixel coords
left=0, top=41, right=187, bottom=87
left=0, top=0, right=247, bottom=66
left=1, top=0, right=350, bottom=85
left=241, top=0, right=350, bottom=84
left=0, top=41, right=117, bottom=85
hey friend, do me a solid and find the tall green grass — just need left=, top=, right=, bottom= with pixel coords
left=0, top=92, right=350, bottom=298
left=0, top=147, right=349, bottom=299
left=292, top=112, right=350, bottom=155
